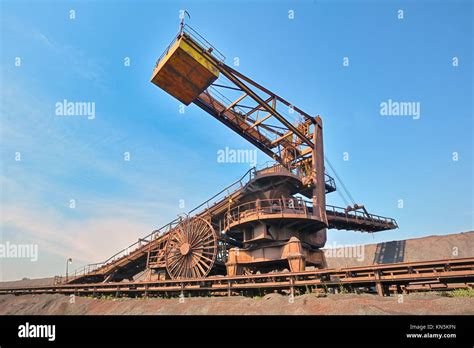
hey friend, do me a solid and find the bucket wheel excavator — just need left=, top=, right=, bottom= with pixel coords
left=65, top=22, right=397, bottom=284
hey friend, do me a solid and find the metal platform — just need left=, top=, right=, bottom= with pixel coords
left=151, top=32, right=220, bottom=105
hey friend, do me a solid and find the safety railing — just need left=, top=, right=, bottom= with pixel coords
left=154, top=24, right=225, bottom=70
left=256, top=161, right=336, bottom=192
left=325, top=205, right=398, bottom=227
left=189, top=167, right=256, bottom=215
left=65, top=218, right=182, bottom=282
left=222, top=197, right=397, bottom=232
left=154, top=33, right=179, bottom=69
left=182, top=24, right=225, bottom=62
left=223, top=197, right=311, bottom=230
left=255, top=162, right=293, bottom=175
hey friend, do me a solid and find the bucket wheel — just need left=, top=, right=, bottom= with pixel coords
left=165, top=217, right=217, bottom=279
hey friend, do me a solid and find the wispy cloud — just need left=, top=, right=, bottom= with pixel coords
left=0, top=88, right=178, bottom=267
left=2, top=203, right=152, bottom=264
left=3, top=14, right=105, bottom=89
left=0, top=21, right=180, bottom=278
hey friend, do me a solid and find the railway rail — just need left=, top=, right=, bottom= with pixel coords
left=2, top=257, right=473, bottom=298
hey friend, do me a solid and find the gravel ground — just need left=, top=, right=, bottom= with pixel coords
left=0, top=292, right=472, bottom=315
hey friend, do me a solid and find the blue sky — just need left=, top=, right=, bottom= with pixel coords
left=1, top=0, right=472, bottom=280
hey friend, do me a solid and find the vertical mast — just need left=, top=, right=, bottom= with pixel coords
left=313, top=116, right=327, bottom=225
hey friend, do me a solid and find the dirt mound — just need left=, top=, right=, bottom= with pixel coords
left=0, top=277, right=55, bottom=289
left=0, top=293, right=472, bottom=315
left=324, top=231, right=473, bottom=268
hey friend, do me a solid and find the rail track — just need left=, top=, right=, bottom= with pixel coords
left=2, top=257, right=473, bottom=298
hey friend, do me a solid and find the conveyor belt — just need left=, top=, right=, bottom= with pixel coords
left=3, top=258, right=473, bottom=297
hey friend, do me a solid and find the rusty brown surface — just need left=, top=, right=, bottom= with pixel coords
left=1, top=292, right=472, bottom=315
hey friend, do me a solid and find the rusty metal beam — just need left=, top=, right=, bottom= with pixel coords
left=4, top=258, right=474, bottom=297
left=217, top=63, right=314, bottom=148
left=223, top=92, right=248, bottom=113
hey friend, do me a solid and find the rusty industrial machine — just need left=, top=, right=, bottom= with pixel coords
left=66, top=23, right=397, bottom=284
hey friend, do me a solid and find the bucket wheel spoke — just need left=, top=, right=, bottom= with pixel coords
left=165, top=217, right=217, bottom=279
